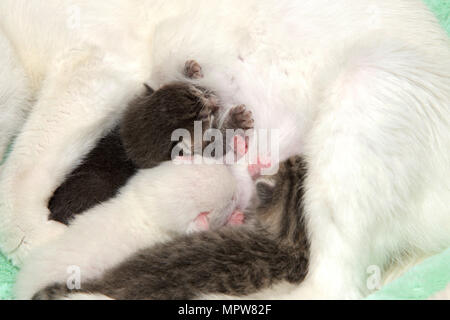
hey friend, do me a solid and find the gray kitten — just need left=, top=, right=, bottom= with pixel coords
left=34, top=156, right=309, bottom=300
left=48, top=61, right=253, bottom=224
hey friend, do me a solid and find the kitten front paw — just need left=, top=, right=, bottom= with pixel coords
left=184, top=60, right=204, bottom=79
left=248, top=156, right=272, bottom=178
left=186, top=212, right=210, bottom=234
left=228, top=105, right=254, bottom=131
left=227, top=211, right=245, bottom=226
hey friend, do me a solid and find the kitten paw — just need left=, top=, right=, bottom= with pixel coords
left=227, top=211, right=245, bottom=226
left=184, top=60, right=204, bottom=79
left=248, top=156, right=272, bottom=178
left=229, top=105, right=254, bottom=130
left=186, top=212, right=210, bottom=233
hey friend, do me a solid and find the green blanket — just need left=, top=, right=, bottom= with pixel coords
left=367, top=248, right=450, bottom=300
left=0, top=0, right=449, bottom=300
left=0, top=254, right=16, bottom=300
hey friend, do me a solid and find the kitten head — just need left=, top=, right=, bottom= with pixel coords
left=251, top=156, right=308, bottom=247
left=120, top=82, right=219, bottom=168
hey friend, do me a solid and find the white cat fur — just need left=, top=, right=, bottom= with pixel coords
left=14, top=158, right=237, bottom=299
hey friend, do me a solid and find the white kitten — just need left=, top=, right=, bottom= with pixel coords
left=14, top=157, right=238, bottom=300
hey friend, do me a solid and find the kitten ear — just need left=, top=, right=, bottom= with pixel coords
left=256, top=179, right=275, bottom=205
left=143, top=83, right=155, bottom=95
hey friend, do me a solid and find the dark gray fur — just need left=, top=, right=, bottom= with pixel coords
left=35, top=157, right=310, bottom=300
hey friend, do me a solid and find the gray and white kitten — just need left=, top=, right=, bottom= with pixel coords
left=33, top=156, right=309, bottom=300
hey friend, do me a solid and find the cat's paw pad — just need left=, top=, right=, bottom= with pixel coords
left=186, top=212, right=210, bottom=234
left=229, top=105, right=254, bottom=130
left=227, top=211, right=245, bottom=226
left=248, top=156, right=272, bottom=178
left=187, top=86, right=220, bottom=119
left=184, top=60, right=204, bottom=79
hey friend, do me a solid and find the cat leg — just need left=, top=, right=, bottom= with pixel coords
left=186, top=197, right=240, bottom=233
left=0, top=47, right=141, bottom=265
left=0, top=30, right=31, bottom=162
left=221, top=104, right=254, bottom=132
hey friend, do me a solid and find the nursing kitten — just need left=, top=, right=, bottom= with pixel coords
left=15, top=156, right=242, bottom=300
left=34, top=156, right=309, bottom=300
left=48, top=61, right=253, bottom=224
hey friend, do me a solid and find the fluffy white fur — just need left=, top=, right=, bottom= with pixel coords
left=0, top=0, right=449, bottom=299
left=14, top=158, right=237, bottom=299
left=0, top=31, right=31, bottom=160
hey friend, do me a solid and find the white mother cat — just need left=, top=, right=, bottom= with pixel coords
left=0, top=0, right=449, bottom=299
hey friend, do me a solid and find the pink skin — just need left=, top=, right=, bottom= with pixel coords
left=193, top=210, right=245, bottom=230
left=227, top=210, right=245, bottom=226
left=193, top=211, right=210, bottom=231
left=231, top=135, right=273, bottom=178
left=248, top=156, right=272, bottom=178
left=188, top=135, right=271, bottom=230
